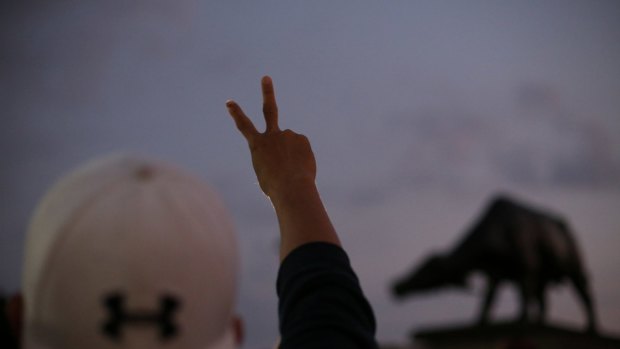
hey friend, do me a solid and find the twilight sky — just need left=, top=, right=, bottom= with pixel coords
left=1, top=1, right=620, bottom=347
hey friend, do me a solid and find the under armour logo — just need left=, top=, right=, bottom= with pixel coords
left=101, top=292, right=181, bottom=341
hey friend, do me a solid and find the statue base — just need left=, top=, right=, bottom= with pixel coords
left=410, top=321, right=620, bottom=349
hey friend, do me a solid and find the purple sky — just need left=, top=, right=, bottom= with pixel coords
left=2, top=1, right=620, bottom=347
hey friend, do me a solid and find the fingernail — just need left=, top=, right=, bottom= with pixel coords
left=225, top=100, right=234, bottom=107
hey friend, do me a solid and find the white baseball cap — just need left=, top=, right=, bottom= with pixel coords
left=21, top=154, right=239, bottom=349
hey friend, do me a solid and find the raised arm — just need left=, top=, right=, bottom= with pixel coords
left=226, top=76, right=341, bottom=261
left=227, top=76, right=378, bottom=349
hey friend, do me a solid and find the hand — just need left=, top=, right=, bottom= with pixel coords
left=227, top=76, right=340, bottom=259
left=226, top=76, right=316, bottom=199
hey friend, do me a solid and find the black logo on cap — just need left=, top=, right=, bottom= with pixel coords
left=102, top=292, right=181, bottom=341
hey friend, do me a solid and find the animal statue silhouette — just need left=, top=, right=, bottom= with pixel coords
left=392, top=195, right=597, bottom=332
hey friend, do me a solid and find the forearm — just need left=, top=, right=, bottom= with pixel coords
left=270, top=181, right=341, bottom=261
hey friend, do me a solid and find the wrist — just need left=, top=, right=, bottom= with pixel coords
left=268, top=179, right=319, bottom=208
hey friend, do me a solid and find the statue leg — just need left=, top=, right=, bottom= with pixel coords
left=518, top=275, right=537, bottom=323
left=478, top=278, right=498, bottom=325
left=535, top=284, right=546, bottom=324
left=570, top=273, right=597, bottom=333
left=517, top=282, right=528, bottom=323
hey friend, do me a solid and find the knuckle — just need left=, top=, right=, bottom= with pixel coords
left=282, top=129, right=294, bottom=135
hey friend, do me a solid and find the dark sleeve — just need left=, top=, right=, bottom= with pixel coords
left=0, top=297, right=18, bottom=349
left=276, top=242, right=379, bottom=349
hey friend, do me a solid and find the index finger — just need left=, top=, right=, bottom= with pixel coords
left=226, top=100, right=259, bottom=143
left=261, top=76, right=279, bottom=133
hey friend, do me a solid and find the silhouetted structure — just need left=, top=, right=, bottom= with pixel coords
left=413, top=322, right=620, bottom=349
left=392, top=194, right=597, bottom=332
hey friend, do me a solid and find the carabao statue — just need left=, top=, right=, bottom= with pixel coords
left=392, top=195, right=597, bottom=332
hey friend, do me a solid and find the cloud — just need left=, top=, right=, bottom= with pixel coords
left=380, top=83, right=620, bottom=194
